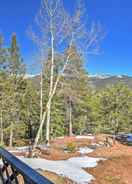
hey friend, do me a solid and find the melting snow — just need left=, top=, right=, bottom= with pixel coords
left=78, top=147, right=94, bottom=154
left=16, top=146, right=30, bottom=152
left=75, top=135, right=94, bottom=140
left=20, top=156, right=103, bottom=184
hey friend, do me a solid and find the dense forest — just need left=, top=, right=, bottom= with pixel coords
left=0, top=33, right=132, bottom=147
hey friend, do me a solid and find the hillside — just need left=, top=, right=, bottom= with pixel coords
left=31, top=75, right=132, bottom=90
left=88, top=75, right=132, bottom=89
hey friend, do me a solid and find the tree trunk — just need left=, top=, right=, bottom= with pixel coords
left=34, top=44, right=72, bottom=147
left=0, top=110, right=3, bottom=145
left=46, top=20, right=54, bottom=145
left=69, top=97, right=73, bottom=136
left=9, top=123, right=13, bottom=147
left=40, top=69, right=43, bottom=141
left=34, top=111, right=46, bottom=148
left=46, top=101, right=51, bottom=145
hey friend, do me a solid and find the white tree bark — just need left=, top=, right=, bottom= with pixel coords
left=34, top=52, right=72, bottom=147
left=0, top=110, right=3, bottom=144
left=69, top=97, right=73, bottom=136
left=40, top=67, right=43, bottom=140
left=31, top=0, right=104, bottom=147
left=46, top=19, right=54, bottom=144
left=9, top=122, right=13, bottom=147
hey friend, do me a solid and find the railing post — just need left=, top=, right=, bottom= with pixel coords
left=0, top=147, right=54, bottom=184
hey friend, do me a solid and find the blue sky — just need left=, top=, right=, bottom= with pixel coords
left=0, top=0, right=132, bottom=76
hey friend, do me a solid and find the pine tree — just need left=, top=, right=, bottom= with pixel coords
left=7, top=34, right=25, bottom=146
left=61, top=45, right=90, bottom=135
left=9, top=33, right=25, bottom=75
left=0, top=34, right=9, bottom=73
left=98, top=84, right=132, bottom=134
left=0, top=34, right=9, bottom=144
left=20, top=80, right=39, bottom=143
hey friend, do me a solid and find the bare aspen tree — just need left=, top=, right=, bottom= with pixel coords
left=69, top=96, right=73, bottom=136
left=0, top=109, right=3, bottom=144
left=40, top=59, right=44, bottom=140
left=30, top=0, right=104, bottom=147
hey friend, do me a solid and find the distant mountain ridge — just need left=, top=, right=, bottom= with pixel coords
left=30, top=74, right=132, bottom=89
left=88, top=75, right=132, bottom=89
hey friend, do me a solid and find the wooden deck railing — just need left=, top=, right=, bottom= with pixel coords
left=0, top=147, right=53, bottom=184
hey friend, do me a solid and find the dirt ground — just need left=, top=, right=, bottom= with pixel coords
left=42, top=136, right=92, bottom=160
left=12, top=135, right=132, bottom=184
left=43, top=137, right=132, bottom=184
left=13, top=136, right=92, bottom=160
left=87, top=142, right=132, bottom=184
left=42, top=171, right=73, bottom=184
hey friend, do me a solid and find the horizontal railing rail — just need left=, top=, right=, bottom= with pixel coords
left=0, top=147, right=53, bottom=184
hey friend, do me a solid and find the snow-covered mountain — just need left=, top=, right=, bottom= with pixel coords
left=89, top=74, right=128, bottom=79
left=88, top=75, right=132, bottom=89
left=28, top=74, right=132, bottom=89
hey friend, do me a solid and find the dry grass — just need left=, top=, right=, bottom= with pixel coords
left=87, top=142, right=132, bottom=184
left=39, top=136, right=92, bottom=160
left=42, top=171, right=74, bottom=184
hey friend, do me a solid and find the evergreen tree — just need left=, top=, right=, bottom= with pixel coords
left=20, top=80, right=39, bottom=143
left=9, top=33, right=25, bottom=75
left=0, top=34, right=9, bottom=73
left=6, top=34, right=26, bottom=146
left=98, top=84, right=132, bottom=134
left=61, top=45, right=90, bottom=135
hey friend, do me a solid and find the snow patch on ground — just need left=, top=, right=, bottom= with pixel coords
left=78, top=147, right=94, bottom=154
left=75, top=135, right=94, bottom=140
left=16, top=146, right=30, bottom=152
left=56, top=135, right=95, bottom=140
left=19, top=156, right=103, bottom=184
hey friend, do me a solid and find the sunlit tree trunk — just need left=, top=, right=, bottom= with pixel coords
left=40, top=68, right=43, bottom=141
left=69, top=97, right=73, bottom=136
left=0, top=110, right=3, bottom=144
left=46, top=20, right=54, bottom=145
left=34, top=56, right=70, bottom=147
left=32, top=0, right=104, bottom=147
left=9, top=122, right=13, bottom=147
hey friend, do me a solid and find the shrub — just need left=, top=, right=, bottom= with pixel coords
left=13, top=139, right=28, bottom=147
left=66, top=142, right=76, bottom=152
